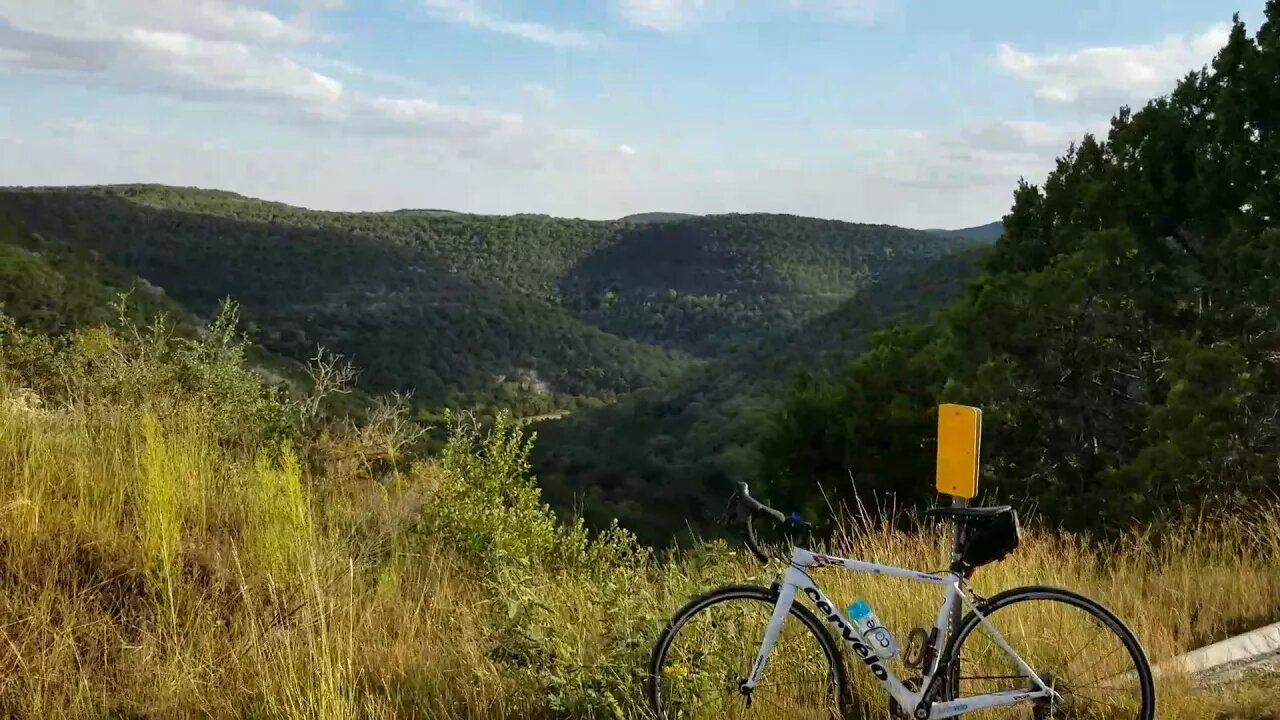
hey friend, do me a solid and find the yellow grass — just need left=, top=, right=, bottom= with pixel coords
left=0, top=384, right=1277, bottom=719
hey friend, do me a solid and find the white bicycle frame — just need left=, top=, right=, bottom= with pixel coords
left=745, top=547, right=1057, bottom=719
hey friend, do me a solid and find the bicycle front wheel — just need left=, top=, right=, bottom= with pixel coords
left=647, top=584, right=849, bottom=720
left=946, top=585, right=1155, bottom=719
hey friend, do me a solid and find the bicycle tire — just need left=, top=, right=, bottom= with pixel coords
left=647, top=583, right=851, bottom=720
left=942, top=585, right=1156, bottom=719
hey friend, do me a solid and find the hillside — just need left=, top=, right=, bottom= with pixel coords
left=617, top=212, right=699, bottom=223
left=0, top=186, right=968, bottom=411
left=0, top=184, right=987, bottom=545
left=927, top=221, right=1004, bottom=241
left=0, top=188, right=691, bottom=411
left=534, top=245, right=988, bottom=544
left=558, top=214, right=961, bottom=356
left=0, top=210, right=186, bottom=335
left=0, top=210, right=367, bottom=411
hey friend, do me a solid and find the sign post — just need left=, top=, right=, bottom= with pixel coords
left=935, top=403, right=982, bottom=501
left=935, top=403, right=982, bottom=699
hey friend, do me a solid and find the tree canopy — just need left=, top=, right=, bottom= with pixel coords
left=762, top=8, right=1280, bottom=536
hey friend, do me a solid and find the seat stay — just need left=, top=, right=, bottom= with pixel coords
left=954, top=589, right=1055, bottom=693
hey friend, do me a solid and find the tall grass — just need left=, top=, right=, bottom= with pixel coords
left=805, top=506, right=1280, bottom=718
left=0, top=308, right=1277, bottom=718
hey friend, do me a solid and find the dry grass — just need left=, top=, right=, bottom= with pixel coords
left=805, top=506, right=1280, bottom=719
left=0, top=392, right=514, bottom=719
left=0, top=384, right=1278, bottom=719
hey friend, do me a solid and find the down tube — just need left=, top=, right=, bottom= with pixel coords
left=785, top=569, right=919, bottom=711
left=743, top=582, right=798, bottom=688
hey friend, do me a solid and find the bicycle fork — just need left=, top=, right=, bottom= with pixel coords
left=739, top=581, right=797, bottom=705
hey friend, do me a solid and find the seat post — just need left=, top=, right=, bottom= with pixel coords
left=946, top=495, right=967, bottom=700
left=949, top=494, right=968, bottom=577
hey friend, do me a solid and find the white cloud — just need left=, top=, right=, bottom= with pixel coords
left=0, top=0, right=317, bottom=46
left=422, top=0, right=599, bottom=48
left=0, top=18, right=346, bottom=108
left=0, top=1, right=1100, bottom=228
left=296, top=53, right=432, bottom=94
left=0, top=0, right=616, bottom=168
left=590, top=119, right=1095, bottom=227
left=122, top=28, right=344, bottom=106
left=616, top=0, right=882, bottom=31
left=997, top=23, right=1231, bottom=110
left=290, top=0, right=347, bottom=10
left=344, top=97, right=524, bottom=143
left=822, top=120, right=1095, bottom=196
left=787, top=0, right=880, bottom=23
left=521, top=82, right=557, bottom=110
left=615, top=0, right=712, bottom=31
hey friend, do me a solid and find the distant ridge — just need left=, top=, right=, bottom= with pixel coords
left=389, top=208, right=461, bottom=215
left=926, top=221, right=1003, bottom=241
left=618, top=212, right=699, bottom=223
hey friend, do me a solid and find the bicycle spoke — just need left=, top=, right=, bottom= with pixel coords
left=1069, top=642, right=1130, bottom=687
left=1062, top=687, right=1133, bottom=714
left=651, top=588, right=842, bottom=720
left=946, top=590, right=1151, bottom=720
left=756, top=647, right=825, bottom=677
left=1060, top=621, right=1111, bottom=673
left=1075, top=666, right=1136, bottom=691
left=753, top=674, right=832, bottom=689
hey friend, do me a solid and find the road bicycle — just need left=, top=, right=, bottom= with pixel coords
left=648, top=483, right=1155, bottom=719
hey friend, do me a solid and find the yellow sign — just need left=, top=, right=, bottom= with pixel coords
left=936, top=404, right=982, bottom=499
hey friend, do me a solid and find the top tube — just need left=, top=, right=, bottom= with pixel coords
left=790, top=548, right=952, bottom=585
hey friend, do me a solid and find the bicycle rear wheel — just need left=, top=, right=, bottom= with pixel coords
left=648, top=584, right=849, bottom=720
left=944, top=585, right=1155, bottom=719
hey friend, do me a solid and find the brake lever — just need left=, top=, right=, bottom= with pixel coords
left=717, top=489, right=741, bottom=527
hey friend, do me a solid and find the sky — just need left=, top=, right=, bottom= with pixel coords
left=0, top=0, right=1263, bottom=227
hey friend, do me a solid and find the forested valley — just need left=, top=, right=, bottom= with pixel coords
left=0, top=182, right=984, bottom=542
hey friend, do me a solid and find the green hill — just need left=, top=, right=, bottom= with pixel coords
left=0, top=209, right=337, bottom=405
left=617, top=212, right=699, bottom=223
left=0, top=187, right=969, bottom=413
left=0, top=210, right=185, bottom=335
left=927, top=221, right=1004, bottom=241
left=559, top=214, right=959, bottom=356
left=0, top=188, right=692, bottom=411
left=0, top=184, right=985, bottom=543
